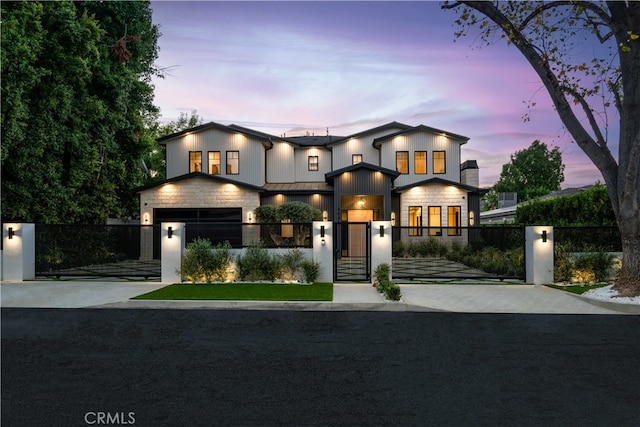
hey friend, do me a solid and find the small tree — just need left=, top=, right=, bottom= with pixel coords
left=254, top=201, right=321, bottom=246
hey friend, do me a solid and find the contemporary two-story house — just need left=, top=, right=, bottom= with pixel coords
left=138, top=121, right=482, bottom=256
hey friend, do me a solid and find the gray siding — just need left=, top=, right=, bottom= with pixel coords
left=333, top=169, right=394, bottom=220
left=331, top=126, right=406, bottom=170
left=266, top=141, right=295, bottom=183
left=294, top=147, right=332, bottom=182
left=164, top=128, right=265, bottom=186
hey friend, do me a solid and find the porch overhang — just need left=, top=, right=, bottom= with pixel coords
left=325, top=162, right=400, bottom=184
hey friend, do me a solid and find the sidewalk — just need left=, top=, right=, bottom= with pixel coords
left=2, top=280, right=638, bottom=314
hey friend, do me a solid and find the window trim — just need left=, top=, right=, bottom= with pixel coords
left=396, top=151, right=409, bottom=174
left=352, top=154, right=363, bottom=165
left=433, top=151, right=446, bottom=174
left=308, top=155, right=319, bottom=171
left=226, top=150, right=239, bottom=175
left=415, top=151, right=427, bottom=174
left=208, top=151, right=220, bottom=175
left=189, top=151, right=202, bottom=173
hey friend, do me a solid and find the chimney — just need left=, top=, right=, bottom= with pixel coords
left=461, top=160, right=479, bottom=187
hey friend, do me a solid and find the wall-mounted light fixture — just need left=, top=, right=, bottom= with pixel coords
left=144, top=213, right=150, bottom=224
left=8, top=227, right=14, bottom=239
left=379, top=225, right=384, bottom=237
left=247, top=212, right=254, bottom=223
left=320, top=225, right=325, bottom=238
left=322, top=211, right=328, bottom=221
left=168, top=226, right=173, bottom=239
left=541, top=229, right=547, bottom=243
left=469, top=211, right=475, bottom=226
left=391, top=212, right=396, bottom=226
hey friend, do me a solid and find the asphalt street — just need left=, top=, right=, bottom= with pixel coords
left=2, top=308, right=639, bottom=426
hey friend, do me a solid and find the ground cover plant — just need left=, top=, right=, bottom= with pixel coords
left=133, top=283, right=333, bottom=301
left=545, top=284, right=610, bottom=295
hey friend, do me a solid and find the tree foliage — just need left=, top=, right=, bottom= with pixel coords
left=443, top=1, right=640, bottom=295
left=494, top=140, right=565, bottom=203
left=1, top=1, right=161, bottom=223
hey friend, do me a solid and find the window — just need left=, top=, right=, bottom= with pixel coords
left=409, top=206, right=422, bottom=236
left=428, top=206, right=441, bottom=236
left=396, top=151, right=409, bottom=174
left=226, top=151, right=239, bottom=174
left=352, top=154, right=362, bottom=165
left=415, top=151, right=427, bottom=174
left=433, top=151, right=446, bottom=174
left=308, top=155, right=319, bottom=171
left=448, top=206, right=461, bottom=236
left=189, top=151, right=202, bottom=173
left=208, top=151, right=220, bottom=174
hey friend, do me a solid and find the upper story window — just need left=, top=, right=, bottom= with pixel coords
left=396, top=151, right=409, bottom=174
left=226, top=151, right=239, bottom=174
left=308, top=156, right=319, bottom=171
left=433, top=151, right=446, bottom=174
left=189, top=151, right=202, bottom=173
left=415, top=151, right=427, bottom=174
left=208, top=151, right=220, bottom=175
left=352, top=154, right=363, bottom=165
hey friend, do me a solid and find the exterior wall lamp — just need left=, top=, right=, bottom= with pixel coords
left=247, top=212, right=254, bottom=223
left=8, top=227, right=14, bottom=239
left=541, top=229, right=547, bottom=243
left=168, top=226, right=173, bottom=239
left=322, top=211, right=328, bottom=221
left=391, top=212, right=396, bottom=226
left=321, top=225, right=326, bottom=245
left=379, top=225, right=384, bottom=237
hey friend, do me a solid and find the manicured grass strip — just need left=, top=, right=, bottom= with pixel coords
left=133, top=283, right=333, bottom=301
left=546, top=284, right=609, bottom=295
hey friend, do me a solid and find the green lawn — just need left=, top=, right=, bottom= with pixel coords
left=545, top=283, right=609, bottom=295
left=132, top=282, right=333, bottom=301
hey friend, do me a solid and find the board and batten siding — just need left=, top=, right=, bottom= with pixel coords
left=266, top=141, right=295, bottom=183
left=294, top=147, right=332, bottom=182
left=379, top=132, right=462, bottom=187
left=164, top=128, right=265, bottom=187
left=333, top=168, right=394, bottom=220
left=331, top=126, right=406, bottom=170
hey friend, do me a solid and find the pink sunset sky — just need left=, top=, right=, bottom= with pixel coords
left=149, top=1, right=615, bottom=188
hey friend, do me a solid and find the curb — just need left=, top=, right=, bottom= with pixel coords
left=568, top=293, right=640, bottom=314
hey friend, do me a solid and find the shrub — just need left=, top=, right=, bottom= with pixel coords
left=374, top=263, right=391, bottom=286
left=181, top=238, right=215, bottom=283
left=300, top=259, right=320, bottom=283
left=574, top=248, right=615, bottom=283
left=373, top=262, right=402, bottom=301
left=385, top=284, right=402, bottom=301
left=554, top=243, right=574, bottom=283
left=211, top=241, right=234, bottom=281
left=237, top=241, right=282, bottom=281
left=393, top=241, right=406, bottom=257
left=281, top=248, right=305, bottom=281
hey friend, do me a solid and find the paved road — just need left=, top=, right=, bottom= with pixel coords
left=2, top=309, right=639, bottom=426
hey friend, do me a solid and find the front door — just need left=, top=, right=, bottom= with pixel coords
left=347, top=210, right=373, bottom=257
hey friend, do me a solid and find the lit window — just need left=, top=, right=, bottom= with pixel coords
left=415, top=151, right=427, bottom=174
left=189, top=151, right=202, bottom=173
left=208, top=151, right=220, bottom=174
left=428, top=206, right=441, bottom=236
left=433, top=151, right=446, bottom=174
left=352, top=154, right=362, bottom=165
left=308, top=156, right=319, bottom=171
left=409, top=206, right=422, bottom=236
left=226, top=151, right=239, bottom=174
left=448, top=206, right=461, bottom=236
left=396, top=151, right=408, bottom=174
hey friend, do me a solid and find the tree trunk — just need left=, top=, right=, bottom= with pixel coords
left=612, top=193, right=640, bottom=297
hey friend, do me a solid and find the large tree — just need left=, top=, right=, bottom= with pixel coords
left=493, top=140, right=565, bottom=204
left=443, top=1, right=640, bottom=296
left=1, top=1, right=161, bottom=223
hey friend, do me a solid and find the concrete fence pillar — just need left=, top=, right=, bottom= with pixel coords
left=161, top=222, right=185, bottom=284
left=2, top=223, right=35, bottom=281
left=312, top=221, right=333, bottom=283
left=371, top=221, right=392, bottom=284
left=525, top=226, right=554, bottom=285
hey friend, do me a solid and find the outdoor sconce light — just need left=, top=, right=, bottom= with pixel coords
left=320, top=226, right=325, bottom=237
left=247, top=212, right=254, bottom=223
left=469, top=211, right=475, bottom=226
left=379, top=225, right=385, bottom=237
left=391, top=212, right=396, bottom=226
left=168, top=227, right=173, bottom=239
left=8, top=227, right=14, bottom=239
left=542, top=230, right=547, bottom=243
left=322, top=211, right=328, bottom=221
left=143, top=213, right=149, bottom=223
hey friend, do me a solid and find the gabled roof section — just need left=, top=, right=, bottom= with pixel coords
left=394, top=177, right=484, bottom=194
left=282, top=135, right=344, bottom=147
left=325, top=162, right=400, bottom=184
left=373, top=125, right=470, bottom=148
left=157, top=121, right=273, bottom=148
left=136, top=172, right=264, bottom=193
left=326, top=121, right=412, bottom=147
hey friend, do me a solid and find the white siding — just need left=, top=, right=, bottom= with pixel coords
left=266, top=141, right=295, bottom=183
left=164, top=128, right=265, bottom=186
left=331, top=126, right=406, bottom=170
left=294, top=147, right=332, bottom=182
left=379, top=132, right=462, bottom=186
